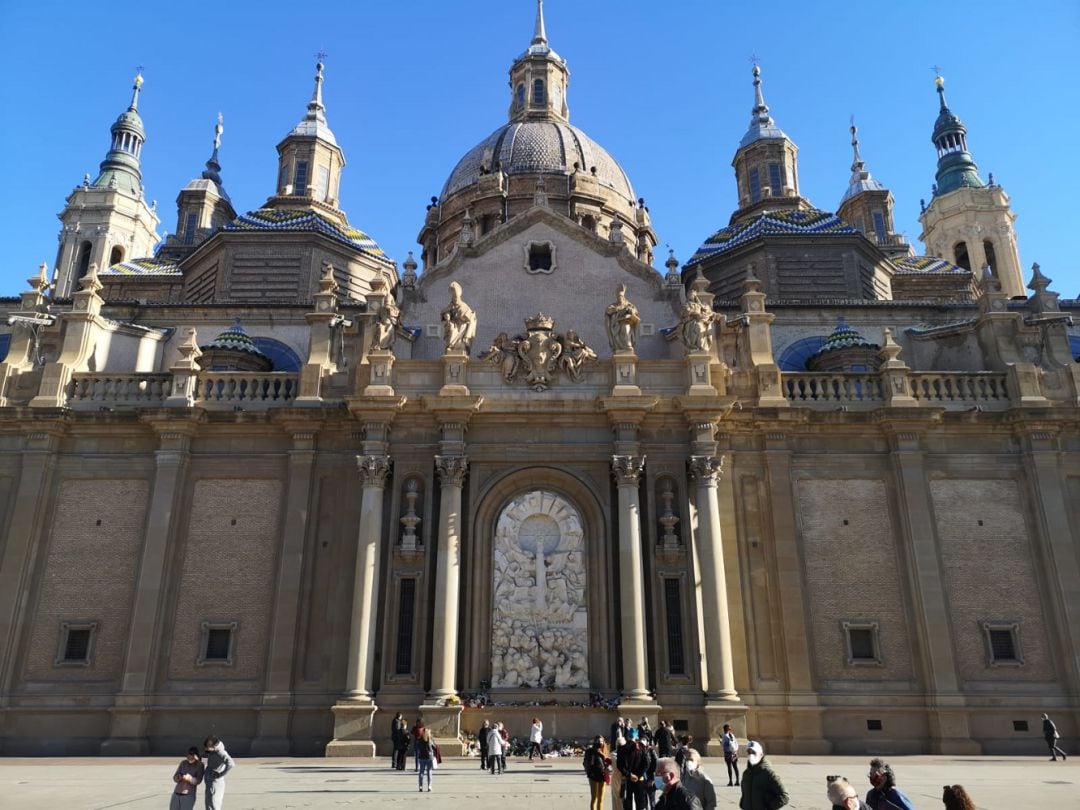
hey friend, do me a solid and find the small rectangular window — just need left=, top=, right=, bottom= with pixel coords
left=867, top=719, right=883, bottom=731
left=64, top=629, right=91, bottom=662
left=294, top=161, right=309, bottom=196
left=664, top=578, right=685, bottom=676
left=395, top=578, right=416, bottom=675
left=673, top=719, right=689, bottom=732
left=872, top=211, right=887, bottom=242
left=748, top=168, right=761, bottom=202
left=529, top=243, right=552, bottom=272
left=198, top=621, right=237, bottom=666
left=768, top=163, right=782, bottom=196
left=1013, top=720, right=1029, bottom=732
left=55, top=621, right=97, bottom=667
left=316, top=165, right=330, bottom=202
left=184, top=212, right=198, bottom=245
left=982, top=621, right=1023, bottom=667
left=849, top=628, right=875, bottom=660
left=842, top=620, right=882, bottom=666
left=989, top=630, right=1017, bottom=661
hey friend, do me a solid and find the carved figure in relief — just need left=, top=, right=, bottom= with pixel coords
left=440, top=281, right=477, bottom=352
left=560, top=330, right=597, bottom=381
left=479, top=332, right=520, bottom=382
left=605, top=284, right=641, bottom=352
left=373, top=301, right=399, bottom=351
left=478, top=315, right=595, bottom=391
left=678, top=289, right=717, bottom=353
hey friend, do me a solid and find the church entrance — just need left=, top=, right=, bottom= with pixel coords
left=489, top=490, right=589, bottom=689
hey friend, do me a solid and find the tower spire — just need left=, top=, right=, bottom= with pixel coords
left=929, top=73, right=984, bottom=195
left=533, top=0, right=547, bottom=45
left=849, top=120, right=865, bottom=174
left=91, top=72, right=148, bottom=195
left=738, top=63, right=788, bottom=147
left=202, top=113, right=224, bottom=185
left=129, top=71, right=144, bottom=112
left=308, top=56, right=327, bottom=121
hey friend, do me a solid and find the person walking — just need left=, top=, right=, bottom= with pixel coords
left=827, top=777, right=869, bottom=810
left=170, top=747, right=205, bottom=810
left=584, top=735, right=612, bottom=810
left=654, top=756, right=703, bottom=810
left=202, top=737, right=234, bottom=810
left=738, top=741, right=788, bottom=810
left=865, top=758, right=915, bottom=810
left=529, top=716, right=544, bottom=760
left=487, top=722, right=504, bottom=774
left=478, top=719, right=490, bottom=770
left=941, top=784, right=977, bottom=810
left=655, top=721, right=675, bottom=758
left=390, top=713, right=406, bottom=770
left=721, top=724, right=739, bottom=787
left=411, top=719, right=425, bottom=771
left=1042, top=713, right=1068, bottom=761
left=617, top=727, right=651, bottom=810
left=416, top=729, right=436, bottom=792
left=499, top=721, right=510, bottom=770
left=681, top=749, right=716, bottom=810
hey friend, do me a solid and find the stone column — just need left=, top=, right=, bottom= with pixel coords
left=687, top=455, right=738, bottom=702
left=101, top=426, right=194, bottom=754
left=429, top=454, right=468, bottom=699
left=252, top=428, right=321, bottom=755
left=344, top=454, right=392, bottom=699
left=887, top=428, right=980, bottom=754
left=611, top=454, right=651, bottom=702
left=0, top=429, right=60, bottom=698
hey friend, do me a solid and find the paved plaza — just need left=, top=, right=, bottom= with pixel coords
left=0, top=754, right=1074, bottom=809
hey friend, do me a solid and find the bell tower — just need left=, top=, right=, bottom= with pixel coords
left=54, top=72, right=160, bottom=296
left=918, top=74, right=1023, bottom=297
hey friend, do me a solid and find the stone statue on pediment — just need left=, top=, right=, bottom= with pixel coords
left=440, top=281, right=477, bottom=353
left=605, top=284, right=640, bottom=353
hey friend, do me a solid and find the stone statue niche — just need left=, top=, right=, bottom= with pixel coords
left=490, top=490, right=589, bottom=689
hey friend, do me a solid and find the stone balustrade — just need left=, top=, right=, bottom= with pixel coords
left=781, top=371, right=1012, bottom=408
left=67, top=373, right=171, bottom=406
left=782, top=372, right=884, bottom=404
left=909, top=372, right=1009, bottom=404
left=196, top=372, right=298, bottom=404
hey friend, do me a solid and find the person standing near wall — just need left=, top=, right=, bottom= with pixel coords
left=529, top=716, right=544, bottom=760
left=170, top=747, right=204, bottom=810
left=202, top=736, right=234, bottom=810
left=584, top=735, right=612, bottom=810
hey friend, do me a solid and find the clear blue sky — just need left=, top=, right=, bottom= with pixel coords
left=2, top=0, right=1078, bottom=297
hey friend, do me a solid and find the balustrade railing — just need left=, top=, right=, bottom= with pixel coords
left=909, top=372, right=1008, bottom=403
left=195, top=372, right=298, bottom=404
left=782, top=373, right=884, bottom=403
left=67, top=373, right=170, bottom=405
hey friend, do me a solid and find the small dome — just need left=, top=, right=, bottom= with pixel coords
left=441, top=121, right=635, bottom=203
left=811, top=319, right=878, bottom=356
left=199, top=320, right=273, bottom=372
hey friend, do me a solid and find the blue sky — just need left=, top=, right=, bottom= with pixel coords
left=1, top=0, right=1078, bottom=297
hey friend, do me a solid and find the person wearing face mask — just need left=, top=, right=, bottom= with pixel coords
left=738, top=741, right=788, bottom=810
left=654, top=756, right=703, bottom=810
left=864, top=758, right=915, bottom=810
left=202, top=736, right=234, bottom=810
left=617, top=727, right=651, bottom=810
left=680, top=749, right=716, bottom=810
left=583, top=735, right=612, bottom=810
left=827, top=777, right=869, bottom=810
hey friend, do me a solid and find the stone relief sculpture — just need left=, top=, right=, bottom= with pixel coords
left=605, top=284, right=640, bottom=353
left=678, top=289, right=718, bottom=353
left=490, top=490, right=589, bottom=689
left=440, top=281, right=477, bottom=352
left=478, top=314, right=596, bottom=391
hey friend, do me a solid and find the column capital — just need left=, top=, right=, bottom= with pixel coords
left=611, top=454, right=646, bottom=485
left=435, top=455, right=469, bottom=487
left=688, top=454, right=725, bottom=485
left=357, top=454, right=391, bottom=488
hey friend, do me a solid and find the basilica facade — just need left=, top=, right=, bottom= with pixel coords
left=1, top=3, right=1078, bottom=757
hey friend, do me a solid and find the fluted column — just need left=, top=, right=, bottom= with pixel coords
left=688, top=455, right=738, bottom=701
left=429, top=455, right=468, bottom=698
left=344, top=454, right=391, bottom=700
left=612, top=454, right=651, bottom=701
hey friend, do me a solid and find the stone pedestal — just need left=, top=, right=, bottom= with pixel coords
left=420, top=704, right=466, bottom=754
left=612, top=350, right=640, bottom=396
left=702, top=703, right=749, bottom=757
left=364, top=349, right=395, bottom=396
left=440, top=350, right=470, bottom=396
left=685, top=351, right=716, bottom=396
left=326, top=700, right=379, bottom=757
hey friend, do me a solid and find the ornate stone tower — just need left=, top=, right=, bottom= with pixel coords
left=729, top=66, right=810, bottom=224
left=54, top=73, right=160, bottom=296
left=918, top=75, right=1023, bottom=297
left=508, top=0, right=569, bottom=124
left=837, top=123, right=910, bottom=259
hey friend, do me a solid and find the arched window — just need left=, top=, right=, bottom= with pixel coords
left=983, top=239, right=997, bottom=274
left=778, top=336, right=827, bottom=372
left=109, top=246, right=124, bottom=266
left=515, top=83, right=525, bottom=110
left=75, top=241, right=92, bottom=281
left=954, top=241, right=971, bottom=272
left=532, top=78, right=545, bottom=106
left=251, top=337, right=302, bottom=372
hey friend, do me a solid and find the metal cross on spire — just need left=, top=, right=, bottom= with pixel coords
left=748, top=53, right=761, bottom=69
left=315, top=50, right=328, bottom=64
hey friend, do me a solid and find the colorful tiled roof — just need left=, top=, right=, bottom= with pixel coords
left=199, top=320, right=268, bottom=358
left=687, top=209, right=857, bottom=266
left=100, top=257, right=182, bottom=276
left=224, top=208, right=393, bottom=264
left=809, top=319, right=879, bottom=359
left=892, top=256, right=967, bottom=274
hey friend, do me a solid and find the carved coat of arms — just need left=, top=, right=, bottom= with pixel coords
left=479, top=313, right=597, bottom=391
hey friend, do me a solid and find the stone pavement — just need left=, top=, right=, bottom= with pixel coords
left=0, top=754, right=1074, bottom=809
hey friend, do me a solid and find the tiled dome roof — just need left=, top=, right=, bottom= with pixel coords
left=200, top=320, right=268, bottom=359
left=224, top=208, right=394, bottom=265
left=441, top=121, right=635, bottom=203
left=810, top=319, right=878, bottom=360
left=686, top=209, right=857, bottom=266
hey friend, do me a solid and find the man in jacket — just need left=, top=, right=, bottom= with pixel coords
left=655, top=756, right=703, bottom=810
left=1043, top=713, right=1068, bottom=761
left=739, top=741, right=788, bottom=810
left=486, top=723, right=504, bottom=774
left=202, top=736, right=234, bottom=810
left=617, top=728, right=651, bottom=810
left=655, top=721, right=675, bottom=758
left=864, top=758, right=915, bottom=810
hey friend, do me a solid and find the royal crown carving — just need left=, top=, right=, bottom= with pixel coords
left=479, top=313, right=597, bottom=391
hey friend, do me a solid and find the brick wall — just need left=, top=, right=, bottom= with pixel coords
left=796, top=478, right=915, bottom=682
left=932, top=479, right=1054, bottom=682
left=167, top=478, right=283, bottom=681
left=23, top=478, right=150, bottom=681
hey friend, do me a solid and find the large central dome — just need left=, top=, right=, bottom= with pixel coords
left=441, top=120, right=635, bottom=202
